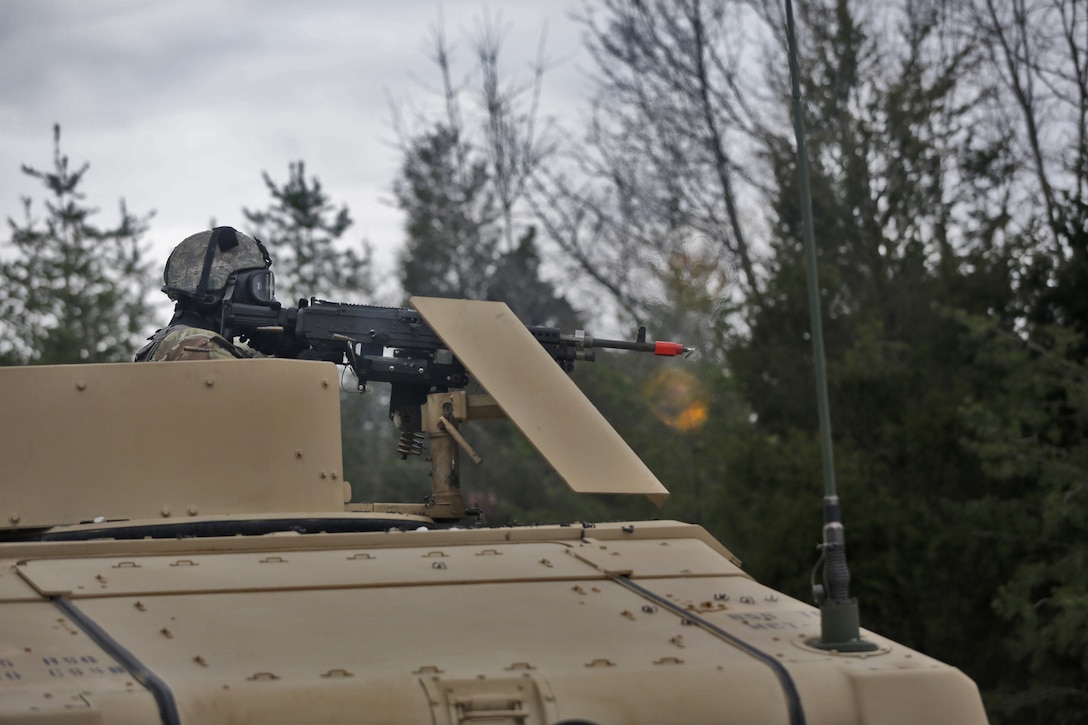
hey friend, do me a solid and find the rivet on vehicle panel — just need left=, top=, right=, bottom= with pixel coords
left=193, top=656, right=208, bottom=667
left=160, top=628, right=173, bottom=639
left=187, top=506, right=198, bottom=516
left=321, top=379, right=329, bottom=388
left=319, top=472, right=327, bottom=479
left=295, top=450, right=303, bottom=459
left=204, top=379, right=214, bottom=388
left=412, top=665, right=444, bottom=675
left=585, top=658, right=615, bottom=668
left=505, top=662, right=536, bottom=671
left=330, top=472, right=338, bottom=480
left=160, top=506, right=171, bottom=518
left=9, top=512, right=19, bottom=523
left=432, top=561, right=447, bottom=569
left=75, top=381, right=86, bottom=391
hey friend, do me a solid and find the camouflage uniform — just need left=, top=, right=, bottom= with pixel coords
left=136, top=324, right=250, bottom=362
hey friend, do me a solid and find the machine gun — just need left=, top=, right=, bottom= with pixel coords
left=222, top=295, right=691, bottom=520
left=223, top=296, right=690, bottom=392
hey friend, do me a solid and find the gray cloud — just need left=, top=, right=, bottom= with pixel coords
left=0, top=0, right=589, bottom=298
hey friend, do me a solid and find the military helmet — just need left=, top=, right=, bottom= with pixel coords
left=163, top=227, right=271, bottom=306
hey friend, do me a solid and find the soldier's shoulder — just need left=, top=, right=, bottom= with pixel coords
left=149, top=325, right=244, bottom=361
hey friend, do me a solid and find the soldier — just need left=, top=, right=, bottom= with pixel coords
left=135, top=226, right=275, bottom=362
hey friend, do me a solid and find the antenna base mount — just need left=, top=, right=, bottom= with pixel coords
left=809, top=599, right=880, bottom=652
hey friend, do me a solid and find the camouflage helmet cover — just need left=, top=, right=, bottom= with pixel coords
left=163, top=227, right=270, bottom=303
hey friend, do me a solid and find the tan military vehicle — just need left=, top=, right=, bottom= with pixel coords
left=0, top=298, right=987, bottom=723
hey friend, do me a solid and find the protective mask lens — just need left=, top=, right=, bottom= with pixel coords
left=245, top=269, right=274, bottom=304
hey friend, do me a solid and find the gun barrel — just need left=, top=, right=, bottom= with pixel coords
left=562, top=335, right=692, bottom=357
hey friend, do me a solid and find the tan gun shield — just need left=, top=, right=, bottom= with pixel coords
left=410, top=297, right=670, bottom=506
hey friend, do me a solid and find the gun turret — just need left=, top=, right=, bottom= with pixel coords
left=221, top=296, right=688, bottom=520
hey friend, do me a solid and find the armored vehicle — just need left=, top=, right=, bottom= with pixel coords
left=0, top=298, right=986, bottom=723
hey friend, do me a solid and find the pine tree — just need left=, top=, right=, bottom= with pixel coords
left=0, top=124, right=154, bottom=365
left=242, top=161, right=371, bottom=303
left=394, top=124, right=499, bottom=300
left=708, top=0, right=1038, bottom=713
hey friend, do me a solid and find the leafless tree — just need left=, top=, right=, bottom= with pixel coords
left=390, top=11, right=558, bottom=257
left=970, top=0, right=1088, bottom=260
left=530, top=0, right=771, bottom=325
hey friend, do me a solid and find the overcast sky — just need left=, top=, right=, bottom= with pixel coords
left=0, top=0, right=593, bottom=303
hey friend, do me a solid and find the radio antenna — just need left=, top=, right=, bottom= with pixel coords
left=784, top=0, right=877, bottom=652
